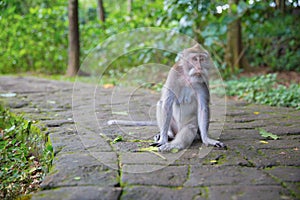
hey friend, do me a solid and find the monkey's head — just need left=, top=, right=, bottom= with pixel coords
left=180, top=44, right=211, bottom=78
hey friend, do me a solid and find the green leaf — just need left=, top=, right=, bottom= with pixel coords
left=258, top=128, right=279, bottom=140
left=137, top=146, right=158, bottom=152
left=171, top=148, right=179, bottom=153
left=112, top=135, right=123, bottom=144
left=5, top=125, right=16, bottom=133
left=73, top=176, right=81, bottom=181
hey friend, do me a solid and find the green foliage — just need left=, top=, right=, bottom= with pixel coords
left=226, top=74, right=300, bottom=109
left=161, top=1, right=300, bottom=75
left=1, top=0, right=299, bottom=75
left=0, top=0, right=68, bottom=74
left=244, top=3, right=300, bottom=72
left=79, top=0, right=166, bottom=70
left=0, top=105, right=53, bottom=199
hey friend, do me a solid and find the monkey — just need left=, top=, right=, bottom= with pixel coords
left=107, top=44, right=226, bottom=151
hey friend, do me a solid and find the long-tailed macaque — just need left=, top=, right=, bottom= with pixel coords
left=108, top=44, right=225, bottom=151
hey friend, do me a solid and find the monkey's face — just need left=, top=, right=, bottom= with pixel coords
left=185, top=52, right=208, bottom=77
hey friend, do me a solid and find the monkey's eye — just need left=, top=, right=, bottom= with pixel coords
left=199, top=56, right=206, bottom=63
left=192, top=57, right=198, bottom=61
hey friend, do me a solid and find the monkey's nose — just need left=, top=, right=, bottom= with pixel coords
left=194, top=68, right=202, bottom=75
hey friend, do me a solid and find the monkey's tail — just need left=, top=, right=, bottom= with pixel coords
left=107, top=120, right=157, bottom=126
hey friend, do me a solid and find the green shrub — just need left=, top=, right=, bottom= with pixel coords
left=0, top=105, right=53, bottom=199
left=244, top=7, right=300, bottom=72
left=0, top=3, right=68, bottom=74
left=226, top=74, right=300, bottom=109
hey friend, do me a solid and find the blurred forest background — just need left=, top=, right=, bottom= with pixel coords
left=0, top=0, right=299, bottom=107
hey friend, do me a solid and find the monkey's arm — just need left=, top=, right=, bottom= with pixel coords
left=197, top=83, right=225, bottom=148
left=154, top=88, right=175, bottom=146
left=197, top=83, right=210, bottom=145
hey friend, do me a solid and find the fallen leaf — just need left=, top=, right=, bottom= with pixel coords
left=103, top=83, right=114, bottom=89
left=259, top=140, right=269, bottom=144
left=47, top=100, right=56, bottom=104
left=135, top=147, right=166, bottom=160
left=73, top=177, right=81, bottom=180
left=129, top=139, right=153, bottom=143
left=253, top=111, right=260, bottom=115
left=112, top=111, right=128, bottom=116
left=210, top=160, right=217, bottom=164
left=171, top=148, right=179, bottom=153
left=258, top=128, right=279, bottom=140
left=112, top=135, right=123, bottom=144
left=137, top=146, right=159, bottom=152
left=0, top=93, right=16, bottom=97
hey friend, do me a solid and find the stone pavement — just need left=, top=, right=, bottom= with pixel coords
left=0, top=76, right=299, bottom=200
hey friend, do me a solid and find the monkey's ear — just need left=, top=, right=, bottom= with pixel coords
left=184, top=44, right=203, bottom=54
left=192, top=44, right=201, bottom=50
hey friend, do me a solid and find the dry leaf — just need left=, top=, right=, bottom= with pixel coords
left=103, top=83, right=114, bottom=89
left=259, top=140, right=269, bottom=144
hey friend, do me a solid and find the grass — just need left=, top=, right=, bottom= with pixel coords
left=0, top=105, right=53, bottom=200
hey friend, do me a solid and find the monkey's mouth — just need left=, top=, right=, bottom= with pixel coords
left=191, top=71, right=203, bottom=77
left=189, top=69, right=202, bottom=77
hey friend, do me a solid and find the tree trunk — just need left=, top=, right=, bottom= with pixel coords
left=275, top=0, right=285, bottom=13
left=66, top=0, right=80, bottom=77
left=225, top=0, right=249, bottom=72
left=97, top=0, right=105, bottom=22
left=127, top=0, right=132, bottom=14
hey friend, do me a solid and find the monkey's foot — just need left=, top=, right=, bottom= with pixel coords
left=214, top=142, right=227, bottom=149
left=158, top=143, right=184, bottom=152
left=149, top=139, right=167, bottom=147
left=149, top=142, right=160, bottom=147
left=203, top=138, right=226, bottom=149
left=158, top=143, right=173, bottom=152
left=153, top=133, right=174, bottom=143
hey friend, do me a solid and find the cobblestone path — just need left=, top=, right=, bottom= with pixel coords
left=0, top=76, right=299, bottom=200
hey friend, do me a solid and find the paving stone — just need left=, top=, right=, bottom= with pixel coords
left=184, top=165, right=277, bottom=187
left=8, top=101, right=29, bottom=108
left=264, top=125, right=300, bottom=136
left=119, top=151, right=185, bottom=166
left=241, top=148, right=300, bottom=167
left=31, top=186, right=121, bottom=200
left=265, top=166, right=300, bottom=182
left=285, top=182, right=300, bottom=199
left=121, top=186, right=204, bottom=200
left=122, top=165, right=188, bottom=186
left=41, top=153, right=119, bottom=188
left=207, top=185, right=292, bottom=200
